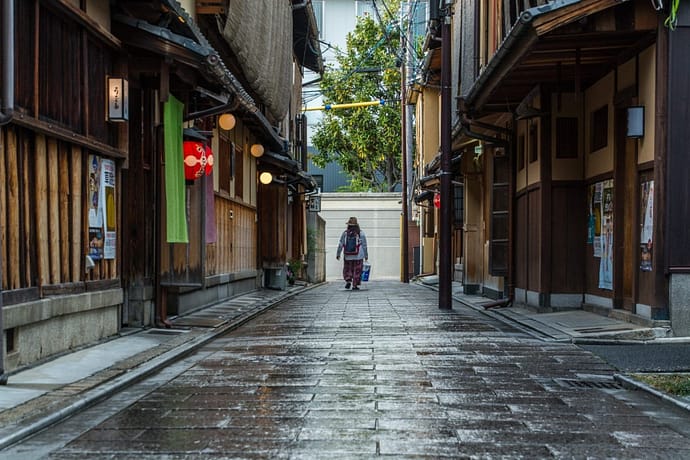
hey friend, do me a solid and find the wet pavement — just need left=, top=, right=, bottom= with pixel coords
left=3, top=280, right=690, bottom=458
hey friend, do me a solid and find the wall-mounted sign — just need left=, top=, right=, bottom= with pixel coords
left=308, top=195, right=321, bottom=212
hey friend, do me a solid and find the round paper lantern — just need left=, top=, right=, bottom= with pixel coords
left=218, top=113, right=236, bottom=131
left=183, top=141, right=213, bottom=180
left=434, top=192, right=440, bottom=209
left=259, top=172, right=273, bottom=184
left=250, top=144, right=265, bottom=157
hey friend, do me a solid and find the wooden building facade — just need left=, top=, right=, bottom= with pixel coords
left=0, top=0, right=321, bottom=376
left=413, top=0, right=690, bottom=335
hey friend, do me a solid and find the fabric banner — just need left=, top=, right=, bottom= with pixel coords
left=163, top=96, right=189, bottom=243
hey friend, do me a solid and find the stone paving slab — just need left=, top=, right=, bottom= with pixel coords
left=3, top=280, right=690, bottom=457
left=2, top=281, right=689, bottom=458
left=0, top=285, right=307, bottom=450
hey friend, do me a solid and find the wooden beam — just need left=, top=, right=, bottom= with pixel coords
left=71, top=146, right=83, bottom=281
left=0, top=128, right=6, bottom=289
left=196, top=1, right=226, bottom=15
left=35, top=134, right=50, bottom=288
left=11, top=114, right=126, bottom=159
left=532, top=0, right=621, bottom=36
left=59, top=144, right=71, bottom=282
left=6, top=129, right=20, bottom=289
left=48, top=138, right=61, bottom=284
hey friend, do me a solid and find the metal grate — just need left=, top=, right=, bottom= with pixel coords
left=556, top=378, right=623, bottom=390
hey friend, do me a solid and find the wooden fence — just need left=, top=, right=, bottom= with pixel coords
left=1, top=125, right=117, bottom=302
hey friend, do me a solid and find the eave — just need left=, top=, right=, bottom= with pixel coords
left=459, top=0, right=657, bottom=117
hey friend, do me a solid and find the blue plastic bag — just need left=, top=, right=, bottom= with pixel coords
left=361, top=262, right=371, bottom=282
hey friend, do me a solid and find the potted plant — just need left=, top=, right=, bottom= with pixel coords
left=287, top=259, right=303, bottom=285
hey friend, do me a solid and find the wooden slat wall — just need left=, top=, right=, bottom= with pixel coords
left=59, top=144, right=70, bottom=281
left=21, top=134, right=31, bottom=287
left=1, top=125, right=116, bottom=296
left=35, top=134, right=50, bottom=287
left=6, top=129, right=20, bottom=289
left=0, top=128, right=6, bottom=289
left=209, top=198, right=257, bottom=276
left=71, top=146, right=82, bottom=281
left=48, top=138, right=60, bottom=284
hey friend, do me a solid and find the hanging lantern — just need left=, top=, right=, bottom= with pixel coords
left=434, top=192, right=440, bottom=209
left=183, top=141, right=214, bottom=180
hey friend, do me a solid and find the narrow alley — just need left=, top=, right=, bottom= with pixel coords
left=3, top=280, right=690, bottom=458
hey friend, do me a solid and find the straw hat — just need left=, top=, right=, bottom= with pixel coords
left=346, top=216, right=358, bottom=226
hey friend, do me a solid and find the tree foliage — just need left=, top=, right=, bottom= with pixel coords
left=311, top=5, right=401, bottom=192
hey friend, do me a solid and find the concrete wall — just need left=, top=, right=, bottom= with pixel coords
left=670, top=274, right=690, bottom=336
left=167, top=272, right=261, bottom=317
left=3, top=289, right=123, bottom=372
left=307, top=213, right=327, bottom=283
left=320, top=193, right=401, bottom=280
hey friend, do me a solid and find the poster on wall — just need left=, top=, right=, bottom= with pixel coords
left=598, top=180, right=614, bottom=290
left=589, top=182, right=603, bottom=256
left=640, top=180, right=654, bottom=271
left=88, top=227, right=104, bottom=261
left=102, top=159, right=117, bottom=260
left=88, top=155, right=103, bottom=229
left=87, top=155, right=117, bottom=261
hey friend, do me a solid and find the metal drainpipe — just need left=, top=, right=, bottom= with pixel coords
left=0, top=0, right=15, bottom=125
left=0, top=0, right=14, bottom=384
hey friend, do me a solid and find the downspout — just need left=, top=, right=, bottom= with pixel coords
left=0, top=0, right=13, bottom=385
left=0, top=0, right=15, bottom=125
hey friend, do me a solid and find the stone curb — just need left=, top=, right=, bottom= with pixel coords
left=0, top=283, right=322, bottom=451
left=614, top=373, right=690, bottom=413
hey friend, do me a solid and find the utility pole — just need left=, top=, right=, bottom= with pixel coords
left=439, top=2, right=453, bottom=309
left=400, top=2, right=410, bottom=283
left=405, top=1, right=415, bottom=281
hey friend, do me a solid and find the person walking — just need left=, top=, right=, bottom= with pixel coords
left=336, top=217, right=368, bottom=290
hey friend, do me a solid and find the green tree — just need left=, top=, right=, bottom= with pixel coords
left=311, top=5, right=402, bottom=192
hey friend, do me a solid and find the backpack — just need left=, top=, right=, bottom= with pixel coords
left=343, top=229, right=361, bottom=255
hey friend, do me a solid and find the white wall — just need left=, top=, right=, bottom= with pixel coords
left=319, top=192, right=402, bottom=280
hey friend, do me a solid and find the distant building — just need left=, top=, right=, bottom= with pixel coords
left=304, top=0, right=428, bottom=192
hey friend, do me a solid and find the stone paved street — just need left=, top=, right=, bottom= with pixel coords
left=6, top=281, right=690, bottom=458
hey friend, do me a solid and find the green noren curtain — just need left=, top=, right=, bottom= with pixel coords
left=163, top=96, right=189, bottom=243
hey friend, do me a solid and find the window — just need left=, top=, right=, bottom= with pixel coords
left=218, top=135, right=232, bottom=195
left=556, top=117, right=578, bottom=159
left=234, top=144, right=244, bottom=199
left=517, top=134, right=525, bottom=171
left=591, top=105, right=608, bottom=152
left=356, top=0, right=375, bottom=18
left=529, top=123, right=538, bottom=163
left=423, top=208, right=434, bottom=237
left=407, top=1, right=429, bottom=40
left=312, top=0, right=323, bottom=37
left=454, top=184, right=464, bottom=226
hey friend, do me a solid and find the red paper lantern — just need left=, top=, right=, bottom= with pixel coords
left=183, top=141, right=214, bottom=180
left=433, top=192, right=440, bottom=208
